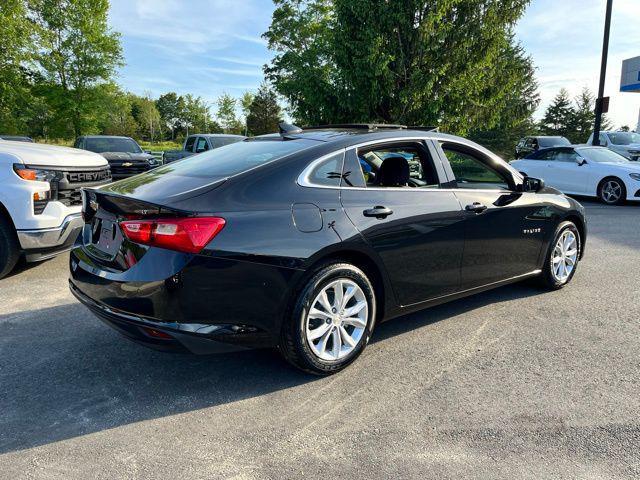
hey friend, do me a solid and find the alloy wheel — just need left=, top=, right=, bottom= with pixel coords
left=551, top=230, right=578, bottom=283
left=601, top=180, right=622, bottom=204
left=305, top=279, right=368, bottom=361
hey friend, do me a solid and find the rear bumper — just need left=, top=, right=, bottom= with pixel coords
left=17, top=213, right=84, bottom=261
left=70, top=280, right=267, bottom=354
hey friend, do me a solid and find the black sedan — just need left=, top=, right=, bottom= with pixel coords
left=69, top=124, right=587, bottom=374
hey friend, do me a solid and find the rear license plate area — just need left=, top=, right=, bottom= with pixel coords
left=88, top=210, right=123, bottom=258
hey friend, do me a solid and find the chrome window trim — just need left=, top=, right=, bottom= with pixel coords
left=296, top=135, right=519, bottom=193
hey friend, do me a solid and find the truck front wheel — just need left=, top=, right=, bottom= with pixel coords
left=0, top=216, right=20, bottom=279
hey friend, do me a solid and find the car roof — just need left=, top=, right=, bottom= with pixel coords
left=81, top=135, right=134, bottom=139
left=190, top=134, right=246, bottom=138
left=257, top=127, right=474, bottom=146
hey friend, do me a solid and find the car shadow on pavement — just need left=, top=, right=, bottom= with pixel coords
left=0, top=281, right=544, bottom=455
left=373, top=281, right=544, bottom=343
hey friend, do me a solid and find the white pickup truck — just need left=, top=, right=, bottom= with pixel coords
left=0, top=140, right=112, bottom=278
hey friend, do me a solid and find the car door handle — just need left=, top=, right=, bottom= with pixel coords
left=465, top=202, right=488, bottom=214
left=363, top=206, right=394, bottom=219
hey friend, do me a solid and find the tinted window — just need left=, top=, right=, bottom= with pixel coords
left=535, top=149, right=557, bottom=160
left=305, top=152, right=344, bottom=187
left=157, top=139, right=316, bottom=178
left=538, top=137, right=570, bottom=147
left=84, top=137, right=141, bottom=153
left=184, top=136, right=196, bottom=152
left=443, top=147, right=508, bottom=190
left=608, top=132, right=640, bottom=145
left=554, top=150, right=578, bottom=163
left=211, top=137, right=244, bottom=148
left=195, top=137, right=209, bottom=152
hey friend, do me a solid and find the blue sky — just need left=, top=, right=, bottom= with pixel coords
left=109, top=0, right=640, bottom=129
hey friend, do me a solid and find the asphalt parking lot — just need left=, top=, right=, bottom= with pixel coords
left=1, top=199, right=639, bottom=479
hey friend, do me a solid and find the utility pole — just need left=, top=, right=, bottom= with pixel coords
left=593, top=0, right=613, bottom=146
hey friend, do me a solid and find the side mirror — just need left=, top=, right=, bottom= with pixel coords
left=577, top=157, right=587, bottom=166
left=523, top=176, right=545, bottom=193
left=144, top=150, right=152, bottom=154
left=195, top=147, right=206, bottom=153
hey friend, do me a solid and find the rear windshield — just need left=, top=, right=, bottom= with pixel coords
left=158, top=138, right=316, bottom=177
left=85, top=137, right=142, bottom=153
left=539, top=137, right=570, bottom=147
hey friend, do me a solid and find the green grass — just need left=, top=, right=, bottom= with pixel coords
left=138, top=140, right=182, bottom=151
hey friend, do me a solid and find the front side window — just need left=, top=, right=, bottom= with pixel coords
left=353, top=143, right=439, bottom=188
left=442, top=146, right=509, bottom=190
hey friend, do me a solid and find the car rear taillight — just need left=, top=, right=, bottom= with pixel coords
left=119, top=217, right=225, bottom=254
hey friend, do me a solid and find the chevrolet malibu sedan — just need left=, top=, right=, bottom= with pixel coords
left=511, top=145, right=640, bottom=205
left=69, top=124, right=587, bottom=374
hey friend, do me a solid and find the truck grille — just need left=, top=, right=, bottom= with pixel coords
left=57, top=189, right=83, bottom=207
left=110, top=163, right=151, bottom=177
left=32, top=165, right=112, bottom=214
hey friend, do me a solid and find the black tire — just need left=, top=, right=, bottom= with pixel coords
left=597, top=176, right=626, bottom=205
left=279, top=262, right=377, bottom=375
left=538, top=221, right=581, bottom=290
left=0, top=215, right=20, bottom=280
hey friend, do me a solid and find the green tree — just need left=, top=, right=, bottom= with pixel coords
left=468, top=39, right=540, bottom=157
left=132, top=94, right=162, bottom=141
left=540, top=87, right=613, bottom=143
left=539, top=88, right=574, bottom=138
left=216, top=93, right=242, bottom=134
left=264, top=0, right=534, bottom=135
left=97, top=85, right=138, bottom=137
left=240, top=91, right=255, bottom=135
left=184, top=94, right=216, bottom=134
left=32, top=0, right=123, bottom=137
left=156, top=92, right=185, bottom=140
left=570, top=87, right=595, bottom=143
left=0, top=0, right=37, bottom=134
left=246, top=83, right=282, bottom=136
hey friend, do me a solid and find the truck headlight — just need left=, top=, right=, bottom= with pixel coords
left=629, top=173, right=640, bottom=181
left=13, top=164, right=62, bottom=183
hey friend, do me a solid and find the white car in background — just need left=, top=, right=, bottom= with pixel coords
left=586, top=131, right=640, bottom=161
left=510, top=145, right=640, bottom=205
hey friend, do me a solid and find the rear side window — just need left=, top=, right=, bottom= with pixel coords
left=303, top=152, right=344, bottom=187
left=157, top=139, right=316, bottom=178
left=184, top=136, right=196, bottom=152
left=195, top=137, right=209, bottom=152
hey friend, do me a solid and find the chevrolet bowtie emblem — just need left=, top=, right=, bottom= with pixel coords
left=122, top=162, right=133, bottom=167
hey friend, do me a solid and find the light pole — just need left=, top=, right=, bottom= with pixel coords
left=593, top=0, right=613, bottom=146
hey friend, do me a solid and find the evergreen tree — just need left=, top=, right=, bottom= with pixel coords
left=246, top=84, right=282, bottom=136
left=264, top=0, right=537, bottom=136
left=539, top=89, right=574, bottom=138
